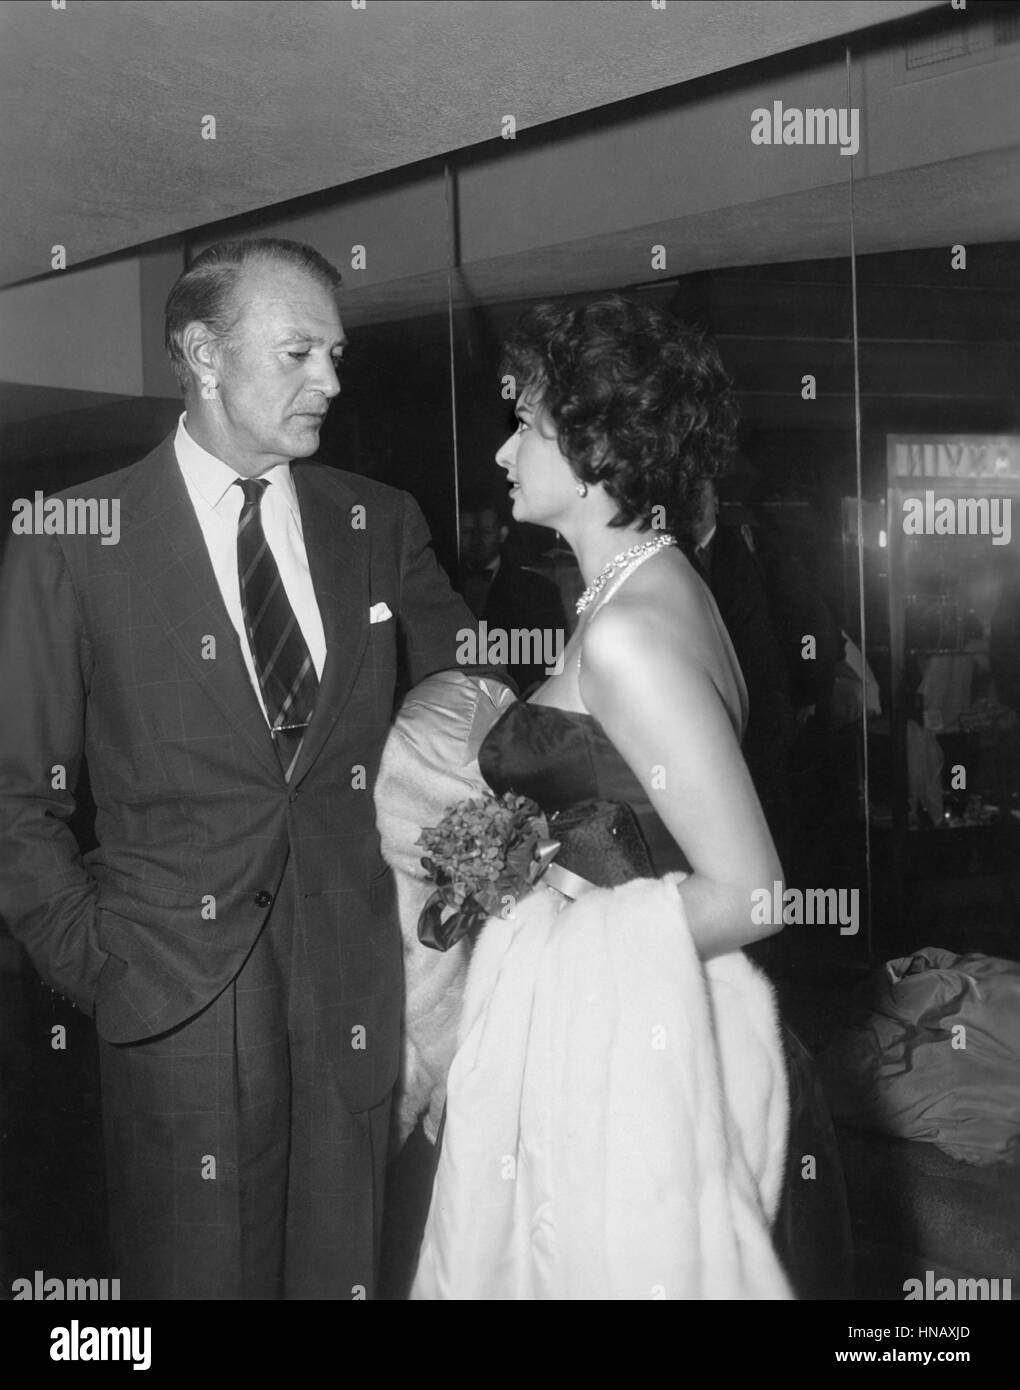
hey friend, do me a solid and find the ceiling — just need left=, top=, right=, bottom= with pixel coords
left=0, top=0, right=938, bottom=290
left=337, top=147, right=1020, bottom=326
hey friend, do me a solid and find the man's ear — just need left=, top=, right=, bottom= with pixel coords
left=498, top=526, right=509, bottom=545
left=180, top=321, right=222, bottom=388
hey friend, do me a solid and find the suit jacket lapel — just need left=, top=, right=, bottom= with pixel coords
left=117, top=438, right=281, bottom=779
left=289, top=463, right=369, bottom=785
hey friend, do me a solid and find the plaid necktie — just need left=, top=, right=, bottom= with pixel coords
left=235, top=477, right=319, bottom=780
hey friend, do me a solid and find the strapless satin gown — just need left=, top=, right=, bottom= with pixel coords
left=476, top=699, right=854, bottom=1300
left=479, top=701, right=690, bottom=876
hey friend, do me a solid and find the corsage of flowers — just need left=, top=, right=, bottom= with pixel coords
left=416, top=791, right=562, bottom=951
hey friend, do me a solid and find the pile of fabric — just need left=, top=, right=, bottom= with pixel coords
left=819, top=948, right=1020, bottom=1167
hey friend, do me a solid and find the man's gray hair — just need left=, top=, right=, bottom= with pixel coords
left=164, top=237, right=343, bottom=391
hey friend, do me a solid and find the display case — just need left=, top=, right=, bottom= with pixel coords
left=885, top=435, right=1020, bottom=840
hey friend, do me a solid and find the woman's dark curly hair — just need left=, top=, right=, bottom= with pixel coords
left=499, top=295, right=738, bottom=536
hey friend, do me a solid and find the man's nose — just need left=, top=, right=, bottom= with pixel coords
left=311, top=356, right=341, bottom=398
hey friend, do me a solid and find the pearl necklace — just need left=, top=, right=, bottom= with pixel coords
left=575, top=534, right=677, bottom=615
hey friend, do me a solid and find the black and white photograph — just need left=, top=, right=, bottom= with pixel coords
left=1, top=0, right=1018, bottom=1362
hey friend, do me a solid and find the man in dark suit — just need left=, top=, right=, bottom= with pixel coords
left=0, top=237, right=502, bottom=1300
left=457, top=503, right=567, bottom=696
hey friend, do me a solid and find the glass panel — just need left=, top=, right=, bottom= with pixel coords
left=848, top=2, right=1020, bottom=960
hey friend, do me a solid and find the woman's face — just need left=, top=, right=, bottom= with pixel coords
left=495, top=389, right=580, bottom=530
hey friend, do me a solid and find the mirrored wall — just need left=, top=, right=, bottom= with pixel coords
left=847, top=5, right=1020, bottom=963
left=439, top=2, right=1020, bottom=970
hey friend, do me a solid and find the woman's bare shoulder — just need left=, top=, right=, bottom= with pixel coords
left=579, top=550, right=744, bottom=725
left=586, top=553, right=720, bottom=659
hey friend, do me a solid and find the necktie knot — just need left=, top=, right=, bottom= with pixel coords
left=236, top=476, right=269, bottom=508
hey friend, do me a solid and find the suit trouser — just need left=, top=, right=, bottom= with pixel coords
left=97, top=860, right=390, bottom=1300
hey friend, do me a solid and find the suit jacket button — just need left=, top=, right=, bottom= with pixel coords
left=254, top=890, right=273, bottom=908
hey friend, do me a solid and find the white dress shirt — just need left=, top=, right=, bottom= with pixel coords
left=174, top=414, right=327, bottom=724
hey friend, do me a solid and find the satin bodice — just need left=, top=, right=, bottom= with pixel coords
left=478, top=701, right=689, bottom=875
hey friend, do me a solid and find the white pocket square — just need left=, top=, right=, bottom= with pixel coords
left=369, top=602, right=393, bottom=624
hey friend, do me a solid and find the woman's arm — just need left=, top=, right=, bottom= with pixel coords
left=579, top=596, right=783, bottom=960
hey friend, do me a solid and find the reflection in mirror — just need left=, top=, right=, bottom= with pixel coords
left=846, top=0, right=1020, bottom=964
left=835, top=6, right=1020, bottom=1308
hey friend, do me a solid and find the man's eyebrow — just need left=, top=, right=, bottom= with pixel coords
left=275, top=329, right=348, bottom=350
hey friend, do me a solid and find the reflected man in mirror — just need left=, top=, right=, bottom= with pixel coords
left=457, top=502, right=568, bottom=697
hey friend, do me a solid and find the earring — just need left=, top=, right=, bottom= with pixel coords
left=201, top=376, right=218, bottom=400
left=575, top=481, right=588, bottom=498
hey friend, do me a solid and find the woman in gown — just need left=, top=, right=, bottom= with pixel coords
left=405, top=296, right=845, bottom=1300
left=480, top=295, right=779, bottom=960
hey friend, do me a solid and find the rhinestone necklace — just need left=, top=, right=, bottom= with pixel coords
left=575, top=533, right=677, bottom=615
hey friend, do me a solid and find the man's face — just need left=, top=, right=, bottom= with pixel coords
left=461, top=508, right=505, bottom=566
left=201, top=261, right=345, bottom=474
